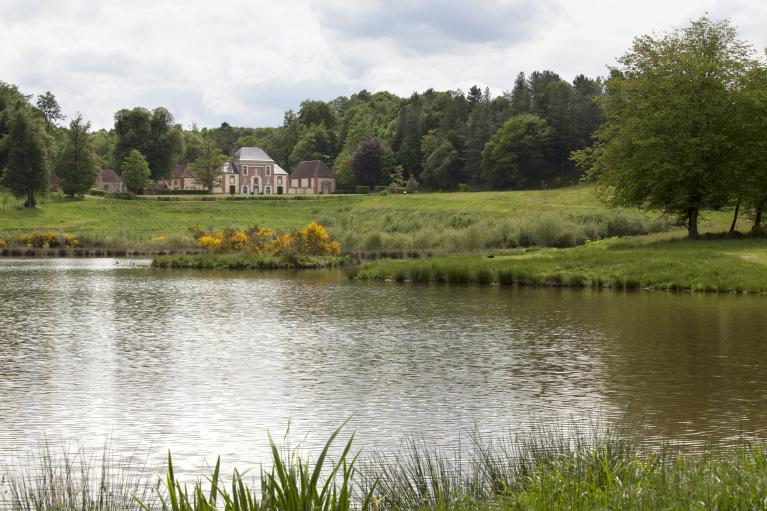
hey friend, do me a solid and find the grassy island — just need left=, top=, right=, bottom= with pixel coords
left=351, top=236, right=767, bottom=294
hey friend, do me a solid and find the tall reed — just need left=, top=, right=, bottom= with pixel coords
left=0, top=441, right=157, bottom=511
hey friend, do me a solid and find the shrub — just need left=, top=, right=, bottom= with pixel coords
left=0, top=239, right=5, bottom=249
left=63, top=234, right=79, bottom=248
left=192, top=223, right=341, bottom=257
left=356, top=186, right=370, bottom=194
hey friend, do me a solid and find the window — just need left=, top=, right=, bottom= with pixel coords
left=243, top=165, right=248, bottom=176
left=265, top=186, right=272, bottom=195
left=277, top=177, right=282, bottom=185
left=266, top=166, right=271, bottom=176
left=105, top=185, right=109, bottom=191
left=242, top=185, right=248, bottom=194
left=229, top=176, right=235, bottom=184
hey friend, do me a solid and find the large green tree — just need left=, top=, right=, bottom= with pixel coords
left=190, top=137, right=227, bottom=193
left=577, top=18, right=756, bottom=239
left=1, top=109, right=49, bottom=207
left=113, top=107, right=182, bottom=180
left=0, top=82, right=31, bottom=170
left=481, top=114, right=554, bottom=189
left=120, top=149, right=151, bottom=193
left=289, top=123, right=336, bottom=167
left=420, top=138, right=462, bottom=190
left=57, top=114, right=99, bottom=197
left=733, top=62, right=767, bottom=232
left=35, top=91, right=64, bottom=130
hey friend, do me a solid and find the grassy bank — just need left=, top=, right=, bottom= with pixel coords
left=3, top=424, right=767, bottom=511
left=351, top=236, right=767, bottom=293
left=0, top=187, right=683, bottom=254
left=152, top=253, right=345, bottom=269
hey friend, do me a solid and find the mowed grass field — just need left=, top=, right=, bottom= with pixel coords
left=0, top=186, right=749, bottom=252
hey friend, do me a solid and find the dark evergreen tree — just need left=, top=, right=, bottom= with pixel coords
left=1, top=109, right=49, bottom=207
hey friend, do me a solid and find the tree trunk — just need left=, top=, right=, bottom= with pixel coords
left=687, top=206, right=699, bottom=240
left=25, top=189, right=36, bottom=208
left=752, top=200, right=764, bottom=234
left=729, top=202, right=740, bottom=233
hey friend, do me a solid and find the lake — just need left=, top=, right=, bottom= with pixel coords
left=1, top=258, right=766, bottom=475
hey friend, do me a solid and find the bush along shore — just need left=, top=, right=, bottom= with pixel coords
left=3, top=423, right=767, bottom=511
left=152, top=222, right=344, bottom=270
left=349, top=236, right=767, bottom=294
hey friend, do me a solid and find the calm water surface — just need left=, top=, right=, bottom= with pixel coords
left=1, top=258, right=766, bottom=473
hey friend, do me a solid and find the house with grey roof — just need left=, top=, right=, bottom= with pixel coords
left=94, top=168, right=125, bottom=193
left=216, top=147, right=288, bottom=194
left=288, top=160, right=336, bottom=195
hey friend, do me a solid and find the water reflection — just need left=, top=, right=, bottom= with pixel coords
left=0, top=259, right=765, bottom=474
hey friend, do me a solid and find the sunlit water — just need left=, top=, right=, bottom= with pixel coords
left=1, top=258, right=766, bottom=475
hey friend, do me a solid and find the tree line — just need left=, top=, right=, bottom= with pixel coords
left=0, top=69, right=605, bottom=206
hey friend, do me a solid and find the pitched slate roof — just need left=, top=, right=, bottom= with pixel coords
left=290, top=160, right=335, bottom=179
left=234, top=147, right=273, bottom=162
left=101, top=168, right=122, bottom=182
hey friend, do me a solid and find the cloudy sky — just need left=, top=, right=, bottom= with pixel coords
left=2, top=0, right=765, bottom=130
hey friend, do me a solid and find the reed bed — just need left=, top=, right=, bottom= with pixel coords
left=4, top=422, right=767, bottom=511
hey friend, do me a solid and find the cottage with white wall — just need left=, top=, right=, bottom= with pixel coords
left=288, top=160, right=336, bottom=195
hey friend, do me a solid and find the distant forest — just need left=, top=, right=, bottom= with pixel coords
left=0, top=70, right=605, bottom=192
left=183, top=71, right=605, bottom=190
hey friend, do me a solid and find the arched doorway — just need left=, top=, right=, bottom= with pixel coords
left=265, top=186, right=272, bottom=195
left=242, top=185, right=248, bottom=194
left=253, top=177, right=260, bottom=195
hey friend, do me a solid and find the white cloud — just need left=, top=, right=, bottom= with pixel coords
left=0, top=0, right=764, bottom=130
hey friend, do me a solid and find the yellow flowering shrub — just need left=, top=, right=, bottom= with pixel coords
left=0, top=239, right=5, bottom=249
left=226, top=229, right=249, bottom=251
left=189, top=223, right=341, bottom=256
left=295, top=222, right=339, bottom=255
left=197, top=234, right=222, bottom=251
left=16, top=231, right=63, bottom=248
left=151, top=235, right=167, bottom=242
left=246, top=227, right=274, bottom=254
left=268, top=234, right=295, bottom=256
left=63, top=234, right=79, bottom=248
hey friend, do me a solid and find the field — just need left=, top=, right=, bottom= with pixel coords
left=0, top=186, right=746, bottom=253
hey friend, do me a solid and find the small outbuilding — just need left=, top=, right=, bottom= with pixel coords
left=94, top=168, right=126, bottom=193
left=288, top=160, right=336, bottom=195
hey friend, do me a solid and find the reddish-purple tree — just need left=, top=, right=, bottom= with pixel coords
left=351, top=137, right=386, bottom=188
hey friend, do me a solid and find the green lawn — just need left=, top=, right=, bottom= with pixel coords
left=0, top=186, right=748, bottom=253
